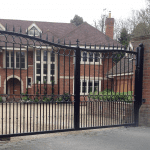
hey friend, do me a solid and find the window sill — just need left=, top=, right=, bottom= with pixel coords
left=3, top=67, right=27, bottom=70
left=73, top=62, right=102, bottom=65
left=33, top=82, right=57, bottom=85
left=80, top=93, right=90, bottom=95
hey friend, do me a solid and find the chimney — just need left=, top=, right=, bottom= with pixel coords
left=105, top=11, right=114, bottom=39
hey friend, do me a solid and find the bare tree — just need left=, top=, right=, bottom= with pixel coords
left=93, top=14, right=107, bottom=33
left=94, top=0, right=150, bottom=39
left=129, top=0, right=150, bottom=37
left=93, top=9, right=107, bottom=34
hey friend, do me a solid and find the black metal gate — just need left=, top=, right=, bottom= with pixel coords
left=0, top=29, right=144, bottom=138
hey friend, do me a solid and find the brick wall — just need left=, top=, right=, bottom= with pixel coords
left=132, top=36, right=150, bottom=126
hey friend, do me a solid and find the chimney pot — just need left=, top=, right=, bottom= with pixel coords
left=109, top=11, right=111, bottom=18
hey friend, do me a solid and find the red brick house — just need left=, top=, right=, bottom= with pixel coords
left=107, top=42, right=135, bottom=93
left=0, top=14, right=123, bottom=101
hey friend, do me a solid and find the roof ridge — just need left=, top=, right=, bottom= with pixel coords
left=0, top=18, right=75, bottom=24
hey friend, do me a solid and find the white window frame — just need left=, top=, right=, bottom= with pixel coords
left=3, top=51, right=27, bottom=69
left=35, top=49, right=57, bottom=84
left=79, top=79, right=101, bottom=95
left=27, top=23, right=42, bottom=36
left=74, top=51, right=102, bottom=65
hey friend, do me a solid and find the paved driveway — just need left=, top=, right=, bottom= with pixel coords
left=0, top=126, right=150, bottom=150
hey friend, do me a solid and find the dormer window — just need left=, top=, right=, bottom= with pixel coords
left=27, top=23, right=42, bottom=36
left=28, top=26, right=39, bottom=36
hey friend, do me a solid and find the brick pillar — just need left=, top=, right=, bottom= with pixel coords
left=132, top=36, right=150, bottom=126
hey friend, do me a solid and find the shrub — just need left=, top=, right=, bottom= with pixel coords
left=42, top=93, right=70, bottom=103
left=22, top=89, right=31, bottom=101
left=89, top=89, right=133, bottom=103
left=42, top=96, right=53, bottom=102
left=0, top=96, right=2, bottom=102
left=34, top=97, right=39, bottom=102
left=61, top=93, right=70, bottom=102
left=55, top=97, right=63, bottom=103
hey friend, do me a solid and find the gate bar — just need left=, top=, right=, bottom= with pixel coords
left=74, top=40, right=80, bottom=130
left=134, top=43, right=144, bottom=126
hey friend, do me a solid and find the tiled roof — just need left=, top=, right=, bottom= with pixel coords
left=0, top=19, right=76, bottom=41
left=60, top=22, right=119, bottom=46
left=107, top=58, right=134, bottom=77
left=0, top=19, right=120, bottom=46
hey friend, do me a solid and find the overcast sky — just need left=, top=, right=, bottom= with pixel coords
left=0, top=0, right=147, bottom=25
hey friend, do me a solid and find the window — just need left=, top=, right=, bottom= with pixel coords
left=5, top=51, right=26, bottom=68
left=51, top=51, right=55, bottom=62
left=11, top=52, right=14, bottom=67
left=83, top=52, right=87, bottom=62
left=43, top=51, right=47, bottom=61
left=28, top=26, right=40, bottom=36
left=36, top=63, right=41, bottom=74
left=35, top=50, right=56, bottom=84
left=16, top=52, right=25, bottom=68
left=79, top=79, right=101, bottom=95
left=82, top=81, right=87, bottom=93
left=36, top=50, right=40, bottom=61
left=36, top=76, right=41, bottom=82
left=28, top=78, right=31, bottom=87
left=43, top=64, right=47, bottom=74
left=75, top=52, right=102, bottom=65
left=94, top=81, right=99, bottom=92
left=95, top=53, right=100, bottom=62
left=43, top=76, right=47, bottom=83
left=89, top=52, right=93, bottom=62
left=27, top=77, right=32, bottom=88
left=51, top=64, right=55, bottom=75
left=88, top=81, right=92, bottom=93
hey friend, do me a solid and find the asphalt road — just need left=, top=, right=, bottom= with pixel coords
left=0, top=127, right=150, bottom=150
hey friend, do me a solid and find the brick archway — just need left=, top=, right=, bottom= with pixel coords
left=4, top=75, right=24, bottom=94
left=7, top=78, right=21, bottom=98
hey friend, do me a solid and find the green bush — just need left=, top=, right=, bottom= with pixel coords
left=0, top=96, right=2, bottom=102
left=88, top=89, right=133, bottom=103
left=61, top=93, right=70, bottom=102
left=22, top=91, right=31, bottom=102
left=42, top=93, right=71, bottom=103
left=55, top=97, right=63, bottom=103
left=34, top=97, right=39, bottom=102
left=42, top=96, right=53, bottom=102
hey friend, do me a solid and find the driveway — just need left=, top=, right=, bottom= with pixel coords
left=0, top=126, right=150, bottom=150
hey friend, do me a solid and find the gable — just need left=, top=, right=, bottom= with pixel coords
left=27, top=23, right=42, bottom=36
left=0, top=23, right=5, bottom=31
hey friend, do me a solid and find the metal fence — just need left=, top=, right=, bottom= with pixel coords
left=0, top=29, right=144, bottom=137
